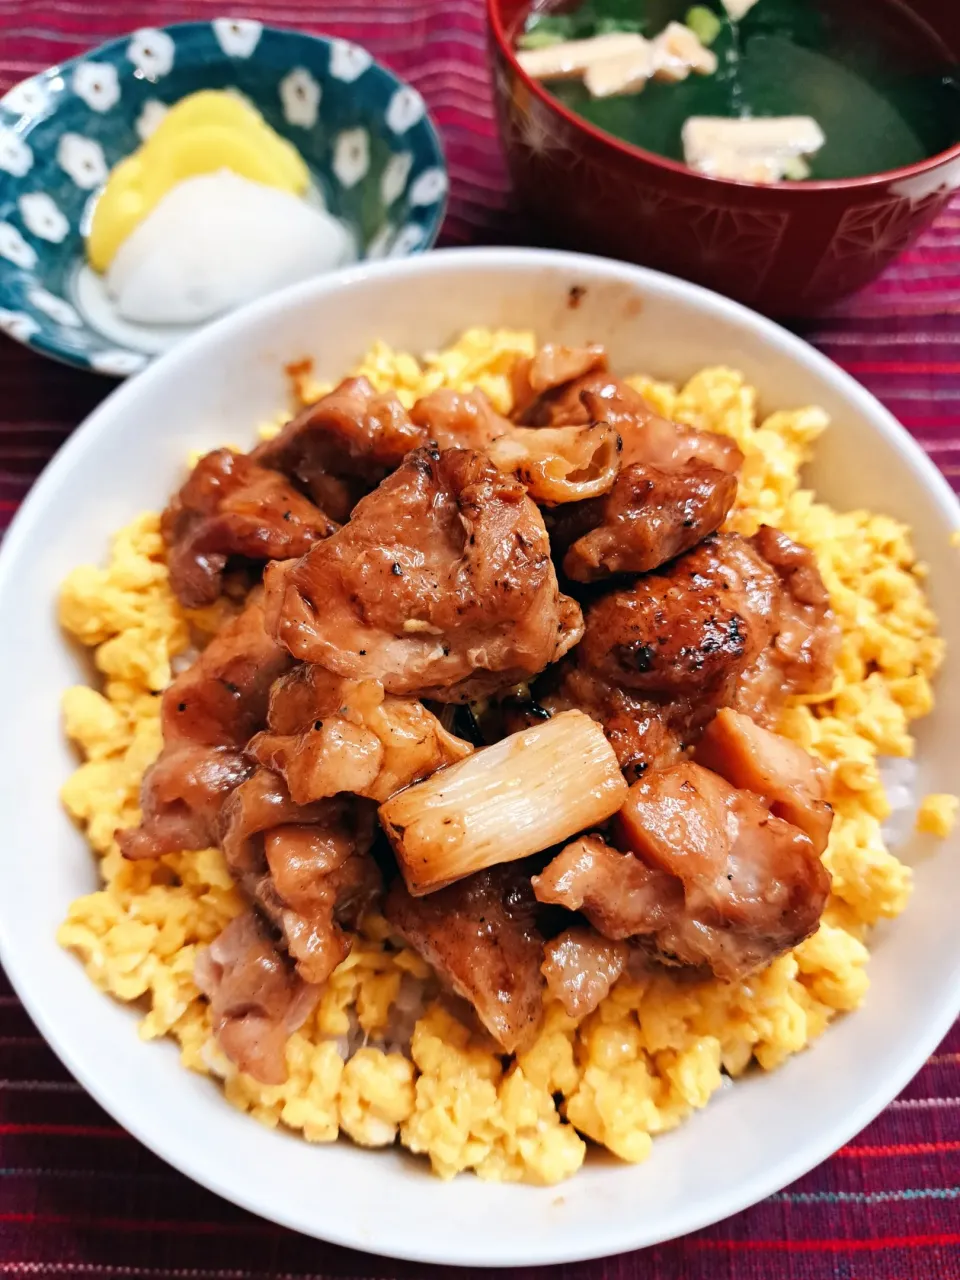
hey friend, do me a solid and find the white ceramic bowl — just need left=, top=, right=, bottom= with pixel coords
left=0, top=248, right=958, bottom=1267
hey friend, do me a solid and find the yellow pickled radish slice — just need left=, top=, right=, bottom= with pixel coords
left=156, top=127, right=307, bottom=192
left=148, top=88, right=262, bottom=133
left=145, top=90, right=308, bottom=190
left=87, top=89, right=310, bottom=273
left=87, top=157, right=144, bottom=272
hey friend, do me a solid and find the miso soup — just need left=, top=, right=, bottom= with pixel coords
left=517, top=0, right=959, bottom=180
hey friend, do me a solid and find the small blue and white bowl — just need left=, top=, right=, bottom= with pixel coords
left=0, top=20, right=447, bottom=375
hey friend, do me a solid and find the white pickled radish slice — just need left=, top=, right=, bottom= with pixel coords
left=106, top=170, right=354, bottom=325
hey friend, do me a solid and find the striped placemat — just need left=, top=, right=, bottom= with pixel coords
left=1, top=1, right=958, bottom=1276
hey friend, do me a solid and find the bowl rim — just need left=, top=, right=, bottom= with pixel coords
left=1, top=245, right=959, bottom=1265
left=0, top=18, right=448, bottom=376
left=486, top=0, right=960, bottom=192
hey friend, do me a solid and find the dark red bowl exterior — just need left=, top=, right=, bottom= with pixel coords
left=488, top=0, right=960, bottom=315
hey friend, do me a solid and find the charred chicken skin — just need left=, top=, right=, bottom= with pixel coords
left=162, top=448, right=337, bottom=608
left=263, top=447, right=583, bottom=701
left=251, top=376, right=424, bottom=523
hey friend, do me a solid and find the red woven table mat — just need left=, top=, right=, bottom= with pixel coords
left=1, top=2, right=959, bottom=1276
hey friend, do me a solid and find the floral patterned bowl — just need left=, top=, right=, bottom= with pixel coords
left=0, top=20, right=447, bottom=375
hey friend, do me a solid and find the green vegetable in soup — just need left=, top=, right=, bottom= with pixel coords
left=521, top=0, right=959, bottom=179
left=517, top=27, right=568, bottom=49
left=685, top=5, right=721, bottom=46
left=522, top=0, right=647, bottom=45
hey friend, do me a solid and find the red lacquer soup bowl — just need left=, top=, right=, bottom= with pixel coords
left=488, top=0, right=960, bottom=315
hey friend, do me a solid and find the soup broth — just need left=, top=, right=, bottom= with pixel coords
left=519, top=0, right=959, bottom=179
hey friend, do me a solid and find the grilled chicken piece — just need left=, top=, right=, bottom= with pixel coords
left=549, top=535, right=783, bottom=776
left=523, top=370, right=648, bottom=429
left=119, top=595, right=291, bottom=860
left=162, top=449, right=336, bottom=608
left=121, top=745, right=253, bottom=862
left=414, top=386, right=620, bottom=506
left=735, top=525, right=841, bottom=724
left=248, top=664, right=472, bottom=805
left=159, top=593, right=290, bottom=747
left=578, top=533, right=780, bottom=703
left=264, top=447, right=583, bottom=702
left=555, top=459, right=738, bottom=581
left=410, top=387, right=512, bottom=451
left=544, top=665, right=686, bottom=781
left=697, top=708, right=833, bottom=855
left=523, top=369, right=743, bottom=473
left=219, top=768, right=379, bottom=986
left=194, top=910, right=319, bottom=1085
left=251, top=376, right=424, bottom=523
left=615, top=762, right=829, bottom=979
left=262, top=820, right=379, bottom=985
left=511, top=343, right=608, bottom=419
left=384, top=865, right=545, bottom=1052
left=561, top=529, right=836, bottom=776
left=607, top=395, right=743, bottom=476
left=519, top=353, right=742, bottom=491
left=535, top=758, right=829, bottom=983
left=219, top=767, right=308, bottom=900
left=540, top=927, right=629, bottom=1019
left=487, top=422, right=622, bottom=506
left=533, top=834, right=683, bottom=939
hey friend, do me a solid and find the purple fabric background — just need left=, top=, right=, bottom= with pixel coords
left=1, top=1, right=958, bottom=1275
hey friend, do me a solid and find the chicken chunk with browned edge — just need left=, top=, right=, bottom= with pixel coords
left=541, top=927, right=629, bottom=1019
left=535, top=760, right=829, bottom=982
left=263, top=447, right=584, bottom=702
left=409, top=387, right=512, bottom=451
left=736, top=525, right=842, bottom=723
left=550, top=533, right=779, bottom=775
left=616, top=761, right=830, bottom=978
left=194, top=910, right=319, bottom=1085
left=219, top=768, right=379, bottom=986
left=511, top=343, right=608, bottom=420
left=118, top=594, right=291, bottom=860
left=251, top=376, right=424, bottom=523
left=697, top=707, right=833, bottom=855
left=578, top=533, right=779, bottom=701
left=518, top=369, right=631, bottom=428
left=248, top=663, right=472, bottom=805
left=543, top=665, right=686, bottom=780
left=554, top=459, right=738, bottom=581
left=520, top=368, right=744, bottom=475
left=533, top=834, right=684, bottom=941
left=385, top=865, right=545, bottom=1053
left=162, top=448, right=337, bottom=608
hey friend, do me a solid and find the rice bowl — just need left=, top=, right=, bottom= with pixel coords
left=0, top=248, right=958, bottom=1264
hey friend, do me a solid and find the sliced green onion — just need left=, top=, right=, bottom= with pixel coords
left=781, top=155, right=811, bottom=181
left=517, top=29, right=566, bottom=50
left=685, top=6, right=723, bottom=46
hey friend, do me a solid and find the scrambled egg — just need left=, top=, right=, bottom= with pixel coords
left=916, top=793, right=958, bottom=838
left=57, top=332, right=953, bottom=1185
